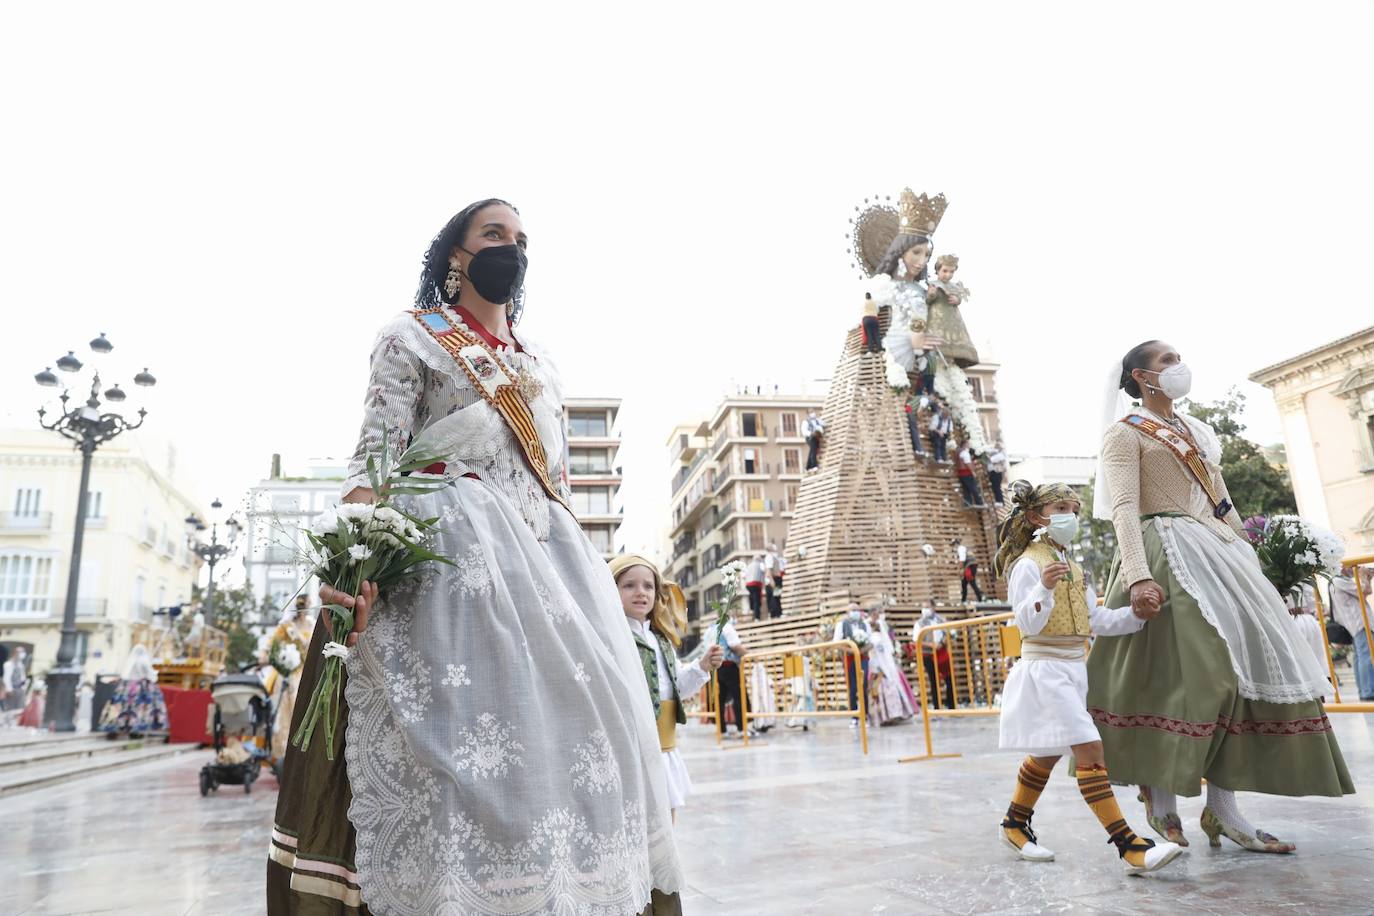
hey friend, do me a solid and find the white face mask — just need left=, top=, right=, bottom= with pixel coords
left=1045, top=513, right=1079, bottom=545
left=1143, top=363, right=1192, bottom=399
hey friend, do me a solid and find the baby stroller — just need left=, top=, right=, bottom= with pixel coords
left=199, top=672, right=274, bottom=796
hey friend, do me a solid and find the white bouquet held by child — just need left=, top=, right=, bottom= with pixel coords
left=291, top=430, right=453, bottom=759
left=712, top=560, right=748, bottom=643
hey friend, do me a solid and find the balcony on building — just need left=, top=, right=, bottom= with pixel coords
left=0, top=596, right=109, bottom=621
left=0, top=511, right=54, bottom=532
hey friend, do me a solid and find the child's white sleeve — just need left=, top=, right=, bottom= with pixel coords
left=1009, top=558, right=1054, bottom=636
left=676, top=657, right=712, bottom=699
left=1087, top=582, right=1146, bottom=636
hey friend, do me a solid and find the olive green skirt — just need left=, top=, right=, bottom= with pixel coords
left=267, top=615, right=368, bottom=915
left=1086, top=524, right=1354, bottom=798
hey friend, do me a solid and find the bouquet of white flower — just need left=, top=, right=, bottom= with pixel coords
left=269, top=640, right=302, bottom=677
left=711, top=560, right=748, bottom=646
left=1244, top=514, right=1345, bottom=605
left=291, top=430, right=453, bottom=759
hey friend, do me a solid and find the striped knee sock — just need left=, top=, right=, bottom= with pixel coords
left=1077, top=765, right=1150, bottom=865
left=1003, top=757, right=1052, bottom=848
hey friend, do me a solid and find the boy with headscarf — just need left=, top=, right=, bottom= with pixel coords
left=992, top=481, right=1182, bottom=875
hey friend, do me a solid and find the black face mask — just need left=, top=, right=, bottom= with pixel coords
left=460, top=244, right=527, bottom=304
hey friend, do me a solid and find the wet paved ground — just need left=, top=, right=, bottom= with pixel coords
left=2, top=713, right=1372, bottom=915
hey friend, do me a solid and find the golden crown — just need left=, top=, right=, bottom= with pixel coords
left=897, top=188, right=947, bottom=237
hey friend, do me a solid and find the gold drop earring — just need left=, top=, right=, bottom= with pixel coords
left=443, top=255, right=463, bottom=301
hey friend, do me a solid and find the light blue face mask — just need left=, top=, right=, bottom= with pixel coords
left=1045, top=513, right=1079, bottom=545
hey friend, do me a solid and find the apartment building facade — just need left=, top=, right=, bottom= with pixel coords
left=662, top=393, right=824, bottom=639
left=565, top=398, right=623, bottom=560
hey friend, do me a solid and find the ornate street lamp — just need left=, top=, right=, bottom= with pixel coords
left=35, top=333, right=155, bottom=732
left=186, top=498, right=240, bottom=627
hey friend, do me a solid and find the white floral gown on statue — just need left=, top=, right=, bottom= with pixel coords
left=340, top=307, right=681, bottom=916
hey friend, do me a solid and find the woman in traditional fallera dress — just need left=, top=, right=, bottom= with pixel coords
left=99, top=645, right=168, bottom=737
left=270, top=602, right=313, bottom=761
left=1086, top=340, right=1353, bottom=855
left=865, top=606, right=915, bottom=726
left=267, top=200, right=683, bottom=916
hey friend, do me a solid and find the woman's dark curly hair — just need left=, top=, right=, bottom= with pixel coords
left=874, top=232, right=933, bottom=281
left=1118, top=339, right=1163, bottom=398
left=415, top=198, right=525, bottom=322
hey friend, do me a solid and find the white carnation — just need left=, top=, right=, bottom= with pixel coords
left=311, top=507, right=339, bottom=535
left=347, top=543, right=373, bottom=564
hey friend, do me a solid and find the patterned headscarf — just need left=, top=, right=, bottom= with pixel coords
left=607, top=554, right=689, bottom=647
left=993, top=480, right=1081, bottom=579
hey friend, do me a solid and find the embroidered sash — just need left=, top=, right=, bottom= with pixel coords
left=412, top=307, right=570, bottom=513
left=1119, top=414, right=1233, bottom=520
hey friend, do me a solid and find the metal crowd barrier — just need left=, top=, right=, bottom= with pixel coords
left=712, top=639, right=870, bottom=754
left=899, top=612, right=1018, bottom=763
left=1314, top=554, right=1374, bottom=713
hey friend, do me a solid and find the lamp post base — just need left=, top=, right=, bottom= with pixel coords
left=43, top=666, right=82, bottom=733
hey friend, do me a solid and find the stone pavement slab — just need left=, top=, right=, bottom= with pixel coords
left=0, top=714, right=1370, bottom=915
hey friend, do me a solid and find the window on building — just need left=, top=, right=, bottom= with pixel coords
left=12, top=488, right=42, bottom=517
left=572, top=486, right=611, bottom=515
left=784, top=483, right=799, bottom=512
left=745, top=484, right=765, bottom=512
left=569, top=411, right=608, bottom=437
left=272, top=495, right=301, bottom=514
left=745, top=522, right=767, bottom=551
left=780, top=412, right=798, bottom=437
left=0, top=554, right=54, bottom=613
left=569, top=448, right=611, bottom=474
left=967, top=377, right=984, bottom=401
left=156, top=583, right=167, bottom=612
left=743, top=448, right=758, bottom=474
left=741, top=412, right=759, bottom=437
left=585, top=526, right=613, bottom=552
left=782, top=448, right=801, bottom=474
left=86, top=491, right=104, bottom=519
left=133, top=575, right=146, bottom=619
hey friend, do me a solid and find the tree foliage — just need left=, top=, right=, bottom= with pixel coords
left=193, top=582, right=276, bottom=672
left=1179, top=388, right=1297, bottom=518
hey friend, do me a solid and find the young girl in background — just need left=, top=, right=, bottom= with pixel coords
left=611, top=555, right=724, bottom=818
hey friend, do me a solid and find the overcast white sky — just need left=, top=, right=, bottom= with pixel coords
left=3, top=2, right=1371, bottom=562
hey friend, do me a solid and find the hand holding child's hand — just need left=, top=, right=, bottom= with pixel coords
left=1040, top=562, right=1070, bottom=590
left=699, top=645, right=725, bottom=672
left=1130, top=580, right=1164, bottom=620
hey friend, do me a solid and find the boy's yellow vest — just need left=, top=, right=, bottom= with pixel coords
left=1021, top=539, right=1092, bottom=637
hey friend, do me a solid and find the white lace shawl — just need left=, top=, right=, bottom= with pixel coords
left=345, top=309, right=570, bottom=540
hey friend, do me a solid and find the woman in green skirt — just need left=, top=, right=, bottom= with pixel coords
left=1086, top=340, right=1352, bottom=854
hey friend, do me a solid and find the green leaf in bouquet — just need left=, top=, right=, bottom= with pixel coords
left=390, top=527, right=454, bottom=562
left=366, top=454, right=381, bottom=494
left=393, top=452, right=449, bottom=474
left=381, top=484, right=453, bottom=496
left=391, top=507, right=441, bottom=529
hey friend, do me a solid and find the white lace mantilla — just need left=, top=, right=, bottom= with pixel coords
left=1153, top=515, right=1329, bottom=704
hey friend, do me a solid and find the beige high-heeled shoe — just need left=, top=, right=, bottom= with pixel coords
left=1137, top=787, right=1188, bottom=847
left=1199, top=807, right=1296, bottom=854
